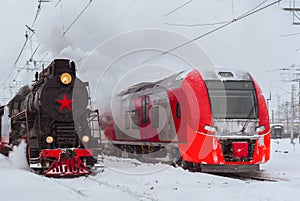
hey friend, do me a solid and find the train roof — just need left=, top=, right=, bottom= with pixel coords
left=118, top=67, right=253, bottom=96
left=200, top=67, right=252, bottom=81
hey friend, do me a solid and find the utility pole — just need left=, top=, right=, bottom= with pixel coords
left=277, top=95, right=281, bottom=123
left=291, top=85, right=295, bottom=143
left=298, top=82, right=300, bottom=140
left=286, top=101, right=289, bottom=135
left=282, top=0, right=300, bottom=25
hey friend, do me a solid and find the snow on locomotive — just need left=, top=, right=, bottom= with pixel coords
left=0, top=59, right=101, bottom=176
left=102, top=68, right=270, bottom=172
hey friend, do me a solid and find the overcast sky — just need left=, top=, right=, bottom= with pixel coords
left=0, top=0, right=300, bottom=112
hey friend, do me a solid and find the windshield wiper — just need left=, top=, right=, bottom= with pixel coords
left=239, top=105, right=256, bottom=134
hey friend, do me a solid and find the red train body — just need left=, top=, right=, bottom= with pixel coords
left=102, top=68, right=270, bottom=172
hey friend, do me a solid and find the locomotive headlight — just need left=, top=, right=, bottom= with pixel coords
left=256, top=125, right=266, bottom=133
left=204, top=125, right=217, bottom=133
left=46, top=136, right=54, bottom=144
left=82, top=135, right=90, bottom=143
left=60, top=73, right=72, bottom=85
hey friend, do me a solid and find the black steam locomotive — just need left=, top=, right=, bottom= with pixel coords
left=0, top=59, right=101, bottom=176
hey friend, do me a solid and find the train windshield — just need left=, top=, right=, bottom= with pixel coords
left=206, top=81, right=258, bottom=119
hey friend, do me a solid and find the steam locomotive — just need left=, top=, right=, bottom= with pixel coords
left=102, top=68, right=270, bottom=172
left=0, top=59, right=101, bottom=177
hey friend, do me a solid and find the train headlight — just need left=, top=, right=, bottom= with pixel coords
left=82, top=135, right=90, bottom=143
left=60, top=73, right=72, bottom=85
left=46, top=136, right=54, bottom=144
left=256, top=125, right=266, bottom=133
left=204, top=125, right=217, bottom=133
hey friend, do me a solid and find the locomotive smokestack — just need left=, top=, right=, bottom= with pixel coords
left=70, top=61, right=76, bottom=72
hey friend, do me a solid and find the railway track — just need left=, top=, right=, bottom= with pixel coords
left=212, top=171, right=286, bottom=182
left=87, top=176, right=158, bottom=201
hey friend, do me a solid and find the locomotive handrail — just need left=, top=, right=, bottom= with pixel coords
left=10, top=110, right=29, bottom=135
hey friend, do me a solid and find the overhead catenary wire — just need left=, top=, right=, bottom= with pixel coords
left=281, top=32, right=300, bottom=37
left=113, top=0, right=137, bottom=25
left=164, top=0, right=194, bottom=17
left=165, top=21, right=232, bottom=27
left=62, top=0, right=93, bottom=37
left=57, top=0, right=65, bottom=32
left=31, top=1, right=42, bottom=28
left=1, top=0, right=48, bottom=94
left=231, top=0, right=235, bottom=19
left=267, top=64, right=299, bottom=72
left=142, top=0, right=281, bottom=65
left=13, top=32, right=30, bottom=68
left=166, top=0, right=270, bottom=28
left=55, top=0, right=62, bottom=7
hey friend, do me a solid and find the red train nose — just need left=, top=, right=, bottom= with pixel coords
left=232, top=142, right=249, bottom=159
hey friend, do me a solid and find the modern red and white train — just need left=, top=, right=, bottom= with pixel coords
left=101, top=68, right=270, bottom=172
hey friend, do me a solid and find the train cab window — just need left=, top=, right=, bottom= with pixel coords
left=142, top=96, right=150, bottom=124
left=176, top=103, right=181, bottom=119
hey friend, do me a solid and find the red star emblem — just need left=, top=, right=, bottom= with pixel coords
left=56, top=94, right=73, bottom=111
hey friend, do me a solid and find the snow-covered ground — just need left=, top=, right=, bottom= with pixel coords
left=1, top=139, right=300, bottom=201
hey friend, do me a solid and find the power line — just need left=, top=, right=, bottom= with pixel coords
left=164, top=0, right=194, bottom=17
left=55, top=0, right=62, bottom=7
left=62, top=0, right=93, bottom=37
left=238, top=0, right=269, bottom=19
left=166, top=0, right=269, bottom=28
left=165, top=21, right=231, bottom=27
left=281, top=32, right=300, bottom=37
left=31, top=2, right=42, bottom=27
left=57, top=0, right=65, bottom=32
left=14, top=32, right=30, bottom=67
left=113, top=0, right=137, bottom=25
left=142, top=0, right=282, bottom=65
left=231, top=0, right=235, bottom=19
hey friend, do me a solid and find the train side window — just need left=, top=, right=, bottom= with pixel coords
left=142, top=96, right=150, bottom=124
left=131, top=110, right=140, bottom=129
left=125, top=111, right=130, bottom=129
left=176, top=103, right=181, bottom=119
left=152, top=106, right=159, bottom=128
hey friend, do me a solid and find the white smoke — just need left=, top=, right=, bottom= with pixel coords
left=9, top=140, right=29, bottom=170
left=0, top=0, right=299, bottom=105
